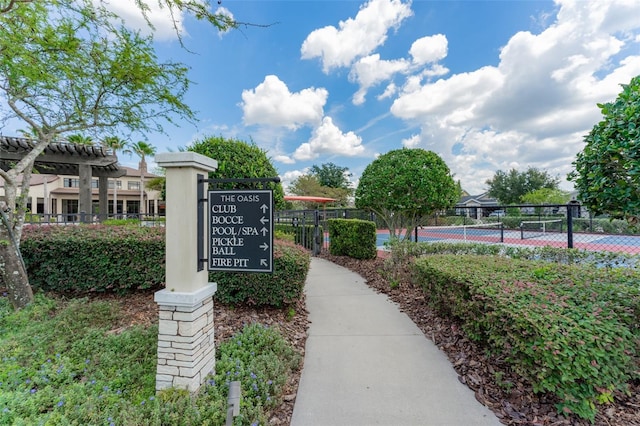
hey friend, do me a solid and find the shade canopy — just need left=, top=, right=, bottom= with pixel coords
left=284, top=195, right=337, bottom=203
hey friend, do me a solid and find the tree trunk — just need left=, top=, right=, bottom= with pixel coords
left=0, top=213, right=33, bottom=309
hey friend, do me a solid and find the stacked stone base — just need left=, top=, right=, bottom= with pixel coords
left=154, top=285, right=217, bottom=392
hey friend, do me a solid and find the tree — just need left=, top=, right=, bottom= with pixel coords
left=146, top=174, right=166, bottom=201
left=521, top=188, right=571, bottom=205
left=0, top=1, right=197, bottom=309
left=127, top=141, right=156, bottom=216
left=309, top=163, right=353, bottom=190
left=103, top=136, right=129, bottom=217
left=66, top=134, right=93, bottom=145
left=288, top=174, right=351, bottom=207
left=568, top=75, right=640, bottom=223
left=486, top=167, right=560, bottom=204
left=355, top=148, right=460, bottom=241
left=187, top=136, right=285, bottom=209
left=1, top=1, right=237, bottom=33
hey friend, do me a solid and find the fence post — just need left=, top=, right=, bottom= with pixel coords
left=313, top=209, right=320, bottom=255
left=566, top=200, right=579, bottom=249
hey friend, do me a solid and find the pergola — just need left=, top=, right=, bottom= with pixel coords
left=0, top=136, right=125, bottom=220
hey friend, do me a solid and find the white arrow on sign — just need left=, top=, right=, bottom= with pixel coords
left=260, top=216, right=269, bottom=225
left=260, top=204, right=268, bottom=213
left=261, top=227, right=268, bottom=236
left=260, top=242, right=269, bottom=251
left=260, top=259, right=268, bottom=267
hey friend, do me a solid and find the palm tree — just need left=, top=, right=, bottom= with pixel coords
left=66, top=134, right=94, bottom=145
left=103, top=137, right=128, bottom=218
left=127, top=141, right=156, bottom=216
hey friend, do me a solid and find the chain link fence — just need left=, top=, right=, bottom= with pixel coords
left=277, top=204, right=640, bottom=256
left=415, top=203, right=640, bottom=255
left=31, top=204, right=635, bottom=256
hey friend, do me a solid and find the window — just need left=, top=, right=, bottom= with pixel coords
left=63, top=178, right=79, bottom=188
left=62, top=200, right=78, bottom=221
left=63, top=178, right=98, bottom=188
left=127, top=200, right=140, bottom=214
left=128, top=181, right=141, bottom=190
left=109, top=200, right=124, bottom=215
left=108, top=180, right=122, bottom=189
left=62, top=200, right=78, bottom=214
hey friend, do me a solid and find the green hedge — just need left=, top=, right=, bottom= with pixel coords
left=412, top=254, right=640, bottom=421
left=19, top=225, right=310, bottom=307
left=21, top=225, right=165, bottom=293
left=386, top=240, right=640, bottom=269
left=327, top=218, right=377, bottom=259
left=210, top=239, right=310, bottom=307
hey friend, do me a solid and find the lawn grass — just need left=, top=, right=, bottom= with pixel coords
left=0, top=293, right=300, bottom=425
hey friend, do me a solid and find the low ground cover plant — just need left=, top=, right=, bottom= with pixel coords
left=410, top=253, right=640, bottom=421
left=0, top=294, right=299, bottom=425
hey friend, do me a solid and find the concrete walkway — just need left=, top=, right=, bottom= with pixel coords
left=291, top=257, right=501, bottom=426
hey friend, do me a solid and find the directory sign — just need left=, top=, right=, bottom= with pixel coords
left=208, top=190, right=273, bottom=273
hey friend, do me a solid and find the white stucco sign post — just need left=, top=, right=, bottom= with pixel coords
left=154, top=152, right=218, bottom=392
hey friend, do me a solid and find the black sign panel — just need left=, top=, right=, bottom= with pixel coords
left=208, top=190, right=273, bottom=273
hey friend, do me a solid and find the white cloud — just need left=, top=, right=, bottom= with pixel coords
left=97, top=0, right=186, bottom=40
left=390, top=0, right=640, bottom=194
left=215, top=6, right=234, bottom=38
left=293, top=117, right=365, bottom=160
left=241, top=75, right=328, bottom=130
left=348, top=34, right=450, bottom=105
left=280, top=169, right=308, bottom=193
left=98, top=1, right=236, bottom=41
left=402, top=134, right=420, bottom=148
left=377, top=83, right=398, bottom=101
left=409, top=34, right=448, bottom=65
left=300, top=0, right=413, bottom=73
left=420, top=64, right=450, bottom=78
left=349, top=55, right=409, bottom=105
left=391, top=67, right=503, bottom=124
left=274, top=155, right=295, bottom=164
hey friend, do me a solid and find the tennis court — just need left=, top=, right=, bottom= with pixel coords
left=375, top=223, right=640, bottom=255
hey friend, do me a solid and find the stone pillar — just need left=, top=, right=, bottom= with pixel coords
left=154, top=152, right=218, bottom=392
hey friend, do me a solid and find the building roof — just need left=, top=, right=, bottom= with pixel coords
left=11, top=174, right=60, bottom=186
left=121, top=166, right=159, bottom=179
left=457, top=192, right=498, bottom=206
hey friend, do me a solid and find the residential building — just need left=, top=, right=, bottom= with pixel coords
left=2, top=164, right=164, bottom=220
left=456, top=192, right=499, bottom=218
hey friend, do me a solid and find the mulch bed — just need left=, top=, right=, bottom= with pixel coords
left=320, top=252, right=640, bottom=426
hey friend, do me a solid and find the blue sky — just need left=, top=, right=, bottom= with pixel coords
left=11, top=0, right=640, bottom=195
